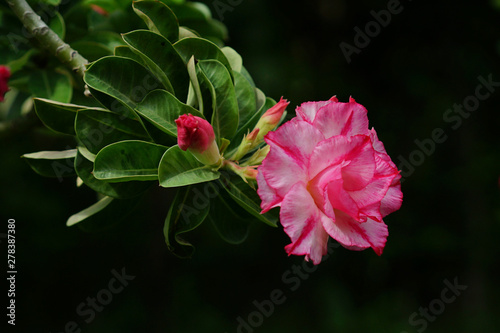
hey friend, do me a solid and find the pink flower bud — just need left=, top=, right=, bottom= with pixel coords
left=175, top=114, right=221, bottom=165
left=175, top=114, right=215, bottom=153
left=0, top=66, right=11, bottom=102
left=253, top=97, right=289, bottom=145
left=261, top=97, right=289, bottom=126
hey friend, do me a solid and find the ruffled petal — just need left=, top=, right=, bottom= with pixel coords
left=281, top=182, right=330, bottom=265
left=256, top=167, right=282, bottom=213
left=380, top=181, right=403, bottom=217
left=265, top=118, right=324, bottom=169
left=258, top=144, right=306, bottom=212
left=313, top=98, right=370, bottom=138
left=308, top=135, right=372, bottom=181
left=322, top=210, right=388, bottom=255
left=295, top=97, right=338, bottom=123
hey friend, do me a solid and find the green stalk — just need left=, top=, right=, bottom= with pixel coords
left=6, top=0, right=89, bottom=77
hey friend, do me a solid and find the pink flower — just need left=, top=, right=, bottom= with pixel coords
left=0, top=66, right=11, bottom=102
left=257, top=97, right=402, bottom=264
left=175, top=114, right=221, bottom=165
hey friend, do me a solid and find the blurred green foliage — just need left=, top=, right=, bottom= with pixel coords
left=1, top=0, right=499, bottom=332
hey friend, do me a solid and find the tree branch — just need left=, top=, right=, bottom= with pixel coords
left=7, top=0, right=89, bottom=78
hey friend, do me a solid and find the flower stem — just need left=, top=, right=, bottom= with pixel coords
left=6, top=0, right=89, bottom=77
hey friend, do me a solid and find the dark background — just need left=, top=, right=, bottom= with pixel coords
left=1, top=0, right=499, bottom=332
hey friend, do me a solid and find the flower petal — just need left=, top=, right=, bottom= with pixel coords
left=265, top=118, right=324, bottom=168
left=308, top=135, right=372, bottom=181
left=295, top=97, right=338, bottom=123
left=281, top=182, right=329, bottom=265
left=380, top=181, right=403, bottom=217
left=322, top=210, right=388, bottom=255
left=313, top=98, right=369, bottom=138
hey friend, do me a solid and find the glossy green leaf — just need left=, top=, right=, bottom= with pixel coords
left=186, top=56, right=203, bottom=113
left=75, top=148, right=153, bottom=199
left=122, top=30, right=190, bottom=101
left=219, top=173, right=278, bottom=227
left=22, top=149, right=77, bottom=179
left=113, top=45, right=146, bottom=65
left=158, top=145, right=220, bottom=187
left=163, top=185, right=209, bottom=258
left=93, top=140, right=168, bottom=182
left=233, top=71, right=257, bottom=128
left=66, top=195, right=140, bottom=232
left=133, top=1, right=179, bottom=41
left=197, top=59, right=239, bottom=144
left=34, top=98, right=96, bottom=136
left=29, top=70, right=72, bottom=103
left=136, top=89, right=203, bottom=138
left=84, top=56, right=163, bottom=116
left=208, top=186, right=251, bottom=244
left=75, top=109, right=151, bottom=155
left=173, top=37, right=232, bottom=76
left=221, top=46, right=242, bottom=72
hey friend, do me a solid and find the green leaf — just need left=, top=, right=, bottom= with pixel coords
left=66, top=196, right=140, bottom=232
left=114, top=45, right=146, bottom=65
left=233, top=71, right=257, bottom=128
left=197, top=59, right=239, bottom=144
left=84, top=56, right=163, bottom=116
left=133, top=0, right=179, bottom=41
left=5, top=49, right=35, bottom=74
left=22, top=149, right=77, bottom=179
left=186, top=55, right=203, bottom=114
left=218, top=173, right=278, bottom=227
left=49, top=12, right=66, bottom=40
left=93, top=140, right=168, bottom=182
left=122, top=30, right=190, bottom=101
left=221, top=46, right=242, bottom=72
left=158, top=145, right=220, bottom=187
left=75, top=148, right=153, bottom=199
left=34, top=98, right=97, bottom=136
left=173, top=37, right=232, bottom=76
left=136, top=89, right=203, bottom=138
left=208, top=187, right=251, bottom=244
left=29, top=70, right=72, bottom=103
left=75, top=108, right=151, bottom=155
left=163, top=185, right=209, bottom=258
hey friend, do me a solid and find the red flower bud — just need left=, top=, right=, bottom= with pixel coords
left=0, top=66, right=11, bottom=102
left=175, top=114, right=221, bottom=165
left=175, top=114, right=215, bottom=152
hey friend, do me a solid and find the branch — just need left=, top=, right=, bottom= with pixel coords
left=7, top=0, right=89, bottom=78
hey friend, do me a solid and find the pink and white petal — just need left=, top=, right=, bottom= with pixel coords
left=347, top=174, right=393, bottom=212
left=265, top=118, right=324, bottom=168
left=380, top=182, right=403, bottom=217
left=296, top=99, right=334, bottom=123
left=308, top=135, right=372, bottom=180
left=281, top=182, right=330, bottom=265
left=322, top=210, right=388, bottom=255
left=326, top=179, right=361, bottom=221
left=259, top=144, right=307, bottom=208
left=256, top=167, right=282, bottom=213
left=340, top=140, right=376, bottom=191
left=313, top=99, right=370, bottom=138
